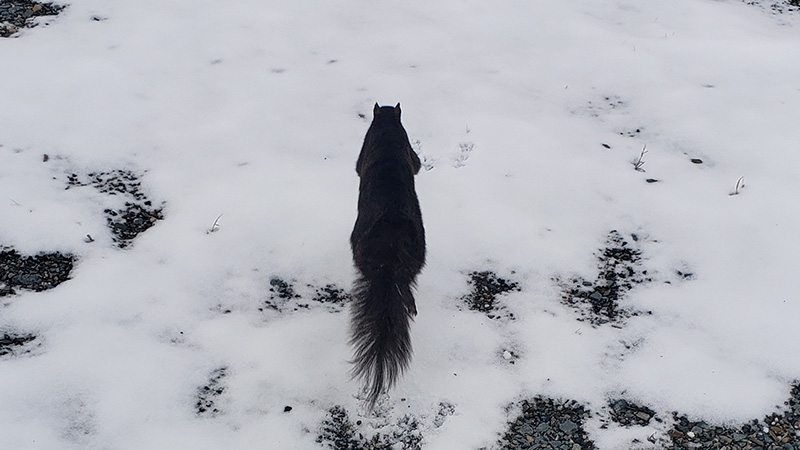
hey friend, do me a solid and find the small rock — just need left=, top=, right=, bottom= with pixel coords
left=559, top=419, right=578, bottom=434
left=668, top=429, right=685, bottom=439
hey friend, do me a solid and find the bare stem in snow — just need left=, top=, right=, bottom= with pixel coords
left=208, top=214, right=223, bottom=233
left=633, top=145, right=648, bottom=172
left=731, top=176, right=745, bottom=196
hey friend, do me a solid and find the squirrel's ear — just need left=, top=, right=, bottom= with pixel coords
left=394, top=103, right=401, bottom=119
left=373, top=103, right=380, bottom=117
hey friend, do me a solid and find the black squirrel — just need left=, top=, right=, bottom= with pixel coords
left=350, top=103, right=426, bottom=410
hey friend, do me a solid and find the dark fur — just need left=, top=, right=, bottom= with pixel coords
left=350, top=103, right=425, bottom=410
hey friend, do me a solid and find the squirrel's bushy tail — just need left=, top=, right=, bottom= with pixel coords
left=349, top=270, right=415, bottom=410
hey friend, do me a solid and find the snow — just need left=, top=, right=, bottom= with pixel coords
left=1, top=0, right=800, bottom=448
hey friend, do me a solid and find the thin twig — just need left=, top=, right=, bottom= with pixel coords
left=208, top=214, right=223, bottom=233
left=633, top=145, right=648, bottom=172
left=731, top=176, right=745, bottom=196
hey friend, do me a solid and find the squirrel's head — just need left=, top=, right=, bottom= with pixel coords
left=372, top=103, right=401, bottom=122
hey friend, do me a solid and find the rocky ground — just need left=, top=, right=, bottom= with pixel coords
left=314, top=235, right=799, bottom=450
left=0, top=248, right=74, bottom=297
left=0, top=167, right=164, bottom=367
left=65, top=169, right=164, bottom=249
left=0, top=0, right=64, bottom=37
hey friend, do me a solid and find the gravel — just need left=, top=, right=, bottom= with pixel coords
left=66, top=170, right=164, bottom=249
left=312, top=283, right=350, bottom=306
left=668, top=383, right=800, bottom=449
left=556, top=230, right=652, bottom=326
left=461, top=270, right=521, bottom=319
left=0, top=332, right=38, bottom=357
left=494, top=397, right=596, bottom=450
left=0, top=0, right=64, bottom=37
left=0, top=248, right=75, bottom=296
left=608, top=398, right=658, bottom=427
left=195, top=367, right=228, bottom=417
left=259, top=276, right=302, bottom=312
left=741, top=0, right=800, bottom=14
left=317, top=403, right=441, bottom=450
left=258, top=278, right=349, bottom=313
left=318, top=406, right=363, bottom=450
left=484, top=385, right=800, bottom=450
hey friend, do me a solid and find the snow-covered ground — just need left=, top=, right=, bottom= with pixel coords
left=1, top=0, right=800, bottom=448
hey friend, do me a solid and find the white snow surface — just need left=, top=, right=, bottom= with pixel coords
left=1, top=0, right=800, bottom=448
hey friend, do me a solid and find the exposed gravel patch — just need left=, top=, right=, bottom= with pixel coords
left=66, top=170, right=164, bottom=248
left=493, top=397, right=596, bottom=450
left=485, top=385, right=800, bottom=450
left=668, top=382, right=800, bottom=450
left=259, top=276, right=302, bottom=312
left=195, top=367, right=228, bottom=417
left=312, top=284, right=350, bottom=305
left=104, top=203, right=164, bottom=247
left=461, top=270, right=521, bottom=320
left=0, top=0, right=64, bottom=37
left=0, top=332, right=39, bottom=357
left=0, top=248, right=75, bottom=297
left=269, top=276, right=299, bottom=301
left=318, top=406, right=362, bottom=450
left=258, top=278, right=349, bottom=313
left=742, top=0, right=800, bottom=14
left=556, top=230, right=652, bottom=326
left=608, top=398, right=658, bottom=427
left=317, top=403, right=452, bottom=450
